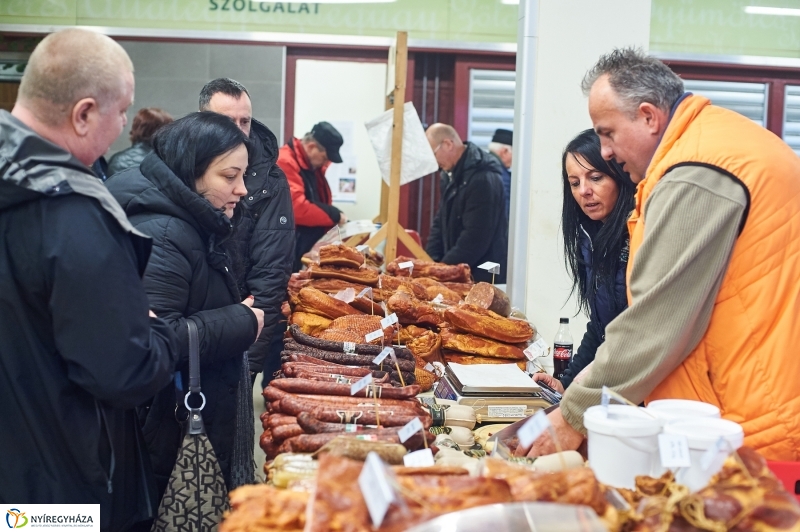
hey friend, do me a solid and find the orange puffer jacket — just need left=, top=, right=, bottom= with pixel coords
left=628, top=95, right=800, bottom=461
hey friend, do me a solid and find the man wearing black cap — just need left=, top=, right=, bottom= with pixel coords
left=488, top=128, right=513, bottom=223
left=278, top=121, right=347, bottom=271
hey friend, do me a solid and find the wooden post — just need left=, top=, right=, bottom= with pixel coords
left=367, top=31, right=432, bottom=263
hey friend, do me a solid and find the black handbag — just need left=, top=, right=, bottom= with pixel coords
left=151, top=320, right=229, bottom=532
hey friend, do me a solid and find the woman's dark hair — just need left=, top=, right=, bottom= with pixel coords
left=151, top=111, right=250, bottom=192
left=561, top=129, right=635, bottom=315
left=129, top=107, right=173, bottom=145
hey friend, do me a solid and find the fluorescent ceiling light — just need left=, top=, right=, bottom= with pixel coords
left=501, top=0, right=520, bottom=4
left=744, top=6, right=800, bottom=16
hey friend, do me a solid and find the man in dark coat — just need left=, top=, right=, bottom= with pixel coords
left=487, top=128, right=513, bottom=223
left=200, top=78, right=295, bottom=380
left=0, top=29, right=179, bottom=531
left=425, top=123, right=508, bottom=283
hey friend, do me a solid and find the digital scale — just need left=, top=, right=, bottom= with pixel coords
left=433, top=371, right=554, bottom=423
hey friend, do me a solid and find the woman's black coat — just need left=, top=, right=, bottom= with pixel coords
left=106, top=153, right=257, bottom=492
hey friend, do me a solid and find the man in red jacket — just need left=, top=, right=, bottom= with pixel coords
left=278, top=121, right=347, bottom=270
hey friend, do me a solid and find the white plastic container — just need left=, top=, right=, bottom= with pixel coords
left=663, top=418, right=744, bottom=491
left=583, top=405, right=663, bottom=489
left=646, top=399, right=720, bottom=421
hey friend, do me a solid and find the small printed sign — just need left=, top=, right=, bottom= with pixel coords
left=380, top=313, right=399, bottom=328
left=431, top=294, right=444, bottom=304
left=488, top=405, right=527, bottom=418
left=403, top=448, right=435, bottom=467
left=701, top=436, right=730, bottom=471
left=524, top=338, right=548, bottom=361
left=351, top=374, right=373, bottom=395
left=365, top=329, right=384, bottom=342
left=356, top=245, right=369, bottom=252
left=358, top=287, right=373, bottom=299
left=373, top=347, right=394, bottom=365
left=358, top=452, right=397, bottom=527
left=658, top=433, right=692, bottom=468
left=398, top=417, right=424, bottom=443
left=398, top=261, right=414, bottom=270
left=478, top=261, right=501, bottom=274
left=343, top=342, right=356, bottom=353
left=518, top=409, right=551, bottom=449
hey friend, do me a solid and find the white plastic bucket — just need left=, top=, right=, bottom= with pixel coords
left=646, top=399, right=720, bottom=421
left=583, top=405, right=663, bottom=489
left=663, top=418, right=744, bottom=491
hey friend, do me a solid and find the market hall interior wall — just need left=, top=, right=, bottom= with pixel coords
left=108, top=40, right=285, bottom=157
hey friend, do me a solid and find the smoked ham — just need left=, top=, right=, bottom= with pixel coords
left=317, top=314, right=393, bottom=346
left=445, top=303, right=534, bottom=343
left=297, top=287, right=363, bottom=320
left=318, top=243, right=364, bottom=269
left=289, top=312, right=332, bottom=336
left=387, top=291, right=445, bottom=327
left=386, top=256, right=472, bottom=283
left=307, top=264, right=379, bottom=286
left=443, top=350, right=527, bottom=371
left=440, top=328, right=526, bottom=360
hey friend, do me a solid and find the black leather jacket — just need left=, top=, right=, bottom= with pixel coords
left=108, top=141, right=153, bottom=177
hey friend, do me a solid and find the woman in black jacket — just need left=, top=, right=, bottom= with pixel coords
left=107, top=112, right=264, bottom=503
left=534, top=129, right=635, bottom=392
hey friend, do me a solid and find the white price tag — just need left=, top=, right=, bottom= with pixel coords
left=388, top=348, right=400, bottom=369
left=343, top=342, right=356, bottom=354
left=398, top=417, right=424, bottom=443
left=333, top=287, right=356, bottom=303
left=701, top=436, right=730, bottom=471
left=380, top=313, right=399, bottom=328
left=431, top=294, right=444, bottom=305
left=398, top=261, right=414, bottom=275
left=351, top=374, right=373, bottom=395
left=403, top=448, right=435, bottom=467
left=523, top=338, right=548, bottom=361
left=478, top=261, right=501, bottom=275
left=356, top=244, right=369, bottom=252
left=424, top=363, right=434, bottom=372
left=658, top=433, right=692, bottom=468
left=373, top=347, right=394, bottom=365
left=357, top=287, right=373, bottom=299
left=487, top=405, right=527, bottom=418
left=517, top=409, right=551, bottom=449
left=365, top=329, right=384, bottom=342
left=601, top=386, right=612, bottom=407
left=358, top=452, right=397, bottom=527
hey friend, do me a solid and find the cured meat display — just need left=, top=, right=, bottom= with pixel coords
left=386, top=291, right=444, bottom=327
left=440, top=328, right=526, bottom=360
left=318, top=243, right=365, bottom=269
left=442, top=351, right=527, bottom=371
left=288, top=312, right=331, bottom=336
left=308, top=264, right=380, bottom=286
left=297, top=287, right=363, bottom=320
left=445, top=304, right=535, bottom=344
left=318, top=315, right=393, bottom=345
left=465, top=282, right=511, bottom=317
left=385, top=256, right=472, bottom=283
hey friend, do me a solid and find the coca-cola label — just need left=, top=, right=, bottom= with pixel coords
left=553, top=343, right=573, bottom=360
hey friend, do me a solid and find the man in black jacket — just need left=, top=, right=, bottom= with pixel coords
left=200, top=79, right=295, bottom=379
left=0, top=29, right=179, bottom=531
left=425, top=123, right=508, bottom=283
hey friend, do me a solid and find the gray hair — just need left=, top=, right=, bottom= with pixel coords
left=488, top=141, right=510, bottom=154
left=581, top=47, right=684, bottom=118
left=302, top=132, right=317, bottom=144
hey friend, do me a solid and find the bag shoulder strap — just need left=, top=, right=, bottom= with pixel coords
left=185, top=320, right=206, bottom=435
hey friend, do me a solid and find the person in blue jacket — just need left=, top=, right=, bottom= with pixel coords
left=535, top=129, right=635, bottom=392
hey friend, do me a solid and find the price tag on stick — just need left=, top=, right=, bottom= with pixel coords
left=373, top=347, right=394, bottom=365
left=381, top=313, right=399, bottom=328
left=518, top=410, right=551, bottom=449
left=478, top=261, right=501, bottom=284
left=398, top=417, right=424, bottom=443
left=358, top=452, right=397, bottom=527
left=365, top=329, right=384, bottom=343
left=351, top=374, right=373, bottom=396
left=658, top=433, right=692, bottom=468
left=403, top=448, right=434, bottom=467
left=398, top=261, right=414, bottom=276
left=358, top=287, right=373, bottom=299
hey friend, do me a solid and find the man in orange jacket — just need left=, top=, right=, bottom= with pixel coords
left=519, top=48, right=800, bottom=461
left=278, top=122, right=347, bottom=271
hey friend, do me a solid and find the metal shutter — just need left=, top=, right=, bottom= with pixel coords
left=783, top=85, right=800, bottom=155
left=468, top=69, right=515, bottom=149
left=683, top=80, right=768, bottom=127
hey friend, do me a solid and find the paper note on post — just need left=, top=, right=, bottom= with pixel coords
left=365, top=329, right=384, bottom=343
left=381, top=313, right=398, bottom=328
left=478, top=261, right=501, bottom=275
left=373, top=347, right=394, bottom=365
left=351, top=374, right=373, bottom=395
left=517, top=409, right=551, bottom=449
left=358, top=452, right=397, bottom=527
left=398, top=417, right=424, bottom=443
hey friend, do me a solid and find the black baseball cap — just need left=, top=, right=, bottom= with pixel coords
left=311, top=121, right=344, bottom=164
left=491, top=128, right=513, bottom=146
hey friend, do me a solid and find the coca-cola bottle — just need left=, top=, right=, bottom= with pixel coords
left=553, top=318, right=574, bottom=381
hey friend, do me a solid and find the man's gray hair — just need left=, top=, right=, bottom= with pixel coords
left=581, top=47, right=684, bottom=118
left=488, top=141, right=510, bottom=155
left=302, top=132, right=317, bottom=144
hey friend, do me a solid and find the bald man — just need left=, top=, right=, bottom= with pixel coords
left=0, top=29, right=179, bottom=530
left=425, top=123, right=508, bottom=283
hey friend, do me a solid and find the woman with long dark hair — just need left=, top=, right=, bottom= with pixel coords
left=107, top=112, right=265, bottom=514
left=534, top=129, right=635, bottom=393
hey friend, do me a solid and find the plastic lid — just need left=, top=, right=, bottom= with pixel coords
left=646, top=399, right=720, bottom=421
left=583, top=405, right=663, bottom=437
left=663, top=418, right=744, bottom=449
left=559, top=318, right=569, bottom=324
